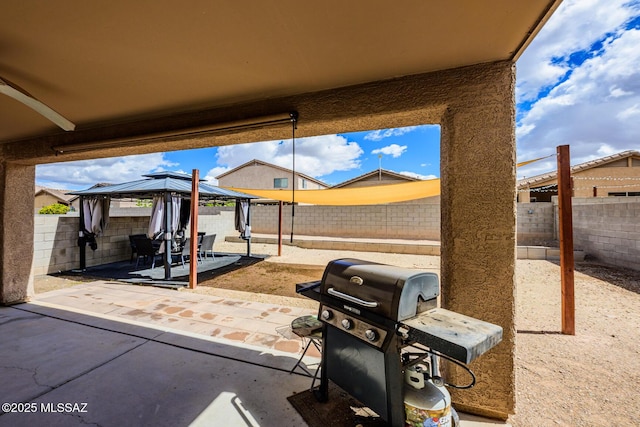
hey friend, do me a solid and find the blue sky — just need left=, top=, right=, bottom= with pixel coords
left=37, top=0, right=640, bottom=190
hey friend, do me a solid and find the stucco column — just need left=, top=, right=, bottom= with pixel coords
left=0, top=160, right=35, bottom=304
left=440, top=64, right=516, bottom=418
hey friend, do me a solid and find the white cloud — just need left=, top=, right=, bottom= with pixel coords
left=36, top=153, right=177, bottom=190
left=398, top=171, right=438, bottom=180
left=203, top=166, right=230, bottom=185
left=215, top=134, right=363, bottom=178
left=516, top=0, right=640, bottom=178
left=364, top=126, right=418, bottom=141
left=371, top=144, right=407, bottom=158
left=516, top=0, right=637, bottom=102
left=609, top=86, right=633, bottom=98
left=617, top=103, right=640, bottom=121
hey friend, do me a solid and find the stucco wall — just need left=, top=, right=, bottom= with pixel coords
left=34, top=193, right=68, bottom=211
left=573, top=164, right=640, bottom=197
left=217, top=163, right=325, bottom=190
left=1, top=163, right=35, bottom=303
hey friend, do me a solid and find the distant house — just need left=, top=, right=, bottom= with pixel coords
left=332, top=168, right=419, bottom=188
left=34, top=186, right=75, bottom=212
left=518, top=150, right=640, bottom=202
left=332, top=168, right=439, bottom=204
left=216, top=159, right=328, bottom=194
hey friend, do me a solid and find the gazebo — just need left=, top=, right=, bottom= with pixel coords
left=69, top=171, right=256, bottom=280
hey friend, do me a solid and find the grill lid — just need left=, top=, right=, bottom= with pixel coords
left=320, top=258, right=439, bottom=321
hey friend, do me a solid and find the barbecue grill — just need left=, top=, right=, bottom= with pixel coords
left=296, top=258, right=503, bottom=427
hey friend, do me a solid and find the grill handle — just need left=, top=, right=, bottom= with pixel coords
left=327, top=287, right=379, bottom=308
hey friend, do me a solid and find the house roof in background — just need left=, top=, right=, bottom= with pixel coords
left=332, top=169, right=419, bottom=188
left=34, top=186, right=75, bottom=203
left=518, top=150, right=640, bottom=188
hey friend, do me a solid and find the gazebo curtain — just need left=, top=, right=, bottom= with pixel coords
left=235, top=199, right=250, bottom=239
left=81, top=197, right=110, bottom=250
left=148, top=195, right=182, bottom=252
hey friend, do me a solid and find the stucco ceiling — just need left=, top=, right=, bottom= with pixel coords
left=0, top=1, right=561, bottom=144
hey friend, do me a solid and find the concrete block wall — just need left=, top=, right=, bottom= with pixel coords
left=33, top=213, right=150, bottom=275
left=250, top=204, right=441, bottom=240
left=33, top=207, right=237, bottom=276
left=33, top=199, right=640, bottom=274
left=569, top=197, right=640, bottom=270
left=190, top=207, right=237, bottom=243
left=251, top=202, right=552, bottom=243
left=516, top=202, right=554, bottom=244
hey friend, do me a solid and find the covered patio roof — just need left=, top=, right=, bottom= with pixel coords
left=1, top=1, right=561, bottom=152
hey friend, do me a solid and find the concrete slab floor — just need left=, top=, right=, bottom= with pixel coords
left=0, top=304, right=311, bottom=427
left=1, top=282, right=509, bottom=426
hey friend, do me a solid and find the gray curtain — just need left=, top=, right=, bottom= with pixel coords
left=235, top=199, right=250, bottom=239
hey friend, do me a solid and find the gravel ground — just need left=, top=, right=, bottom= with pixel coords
left=34, top=240, right=640, bottom=426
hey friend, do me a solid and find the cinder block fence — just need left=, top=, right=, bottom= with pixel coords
left=32, top=198, right=640, bottom=275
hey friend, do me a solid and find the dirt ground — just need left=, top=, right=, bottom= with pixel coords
left=34, top=241, right=640, bottom=426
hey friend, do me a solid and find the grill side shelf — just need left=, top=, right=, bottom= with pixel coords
left=399, top=308, right=503, bottom=364
left=295, top=280, right=322, bottom=302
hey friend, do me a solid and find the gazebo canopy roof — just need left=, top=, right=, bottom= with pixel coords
left=69, top=171, right=256, bottom=200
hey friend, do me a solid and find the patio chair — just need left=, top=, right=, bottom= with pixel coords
left=199, top=234, right=216, bottom=259
left=179, top=237, right=202, bottom=267
left=132, top=236, right=161, bottom=269
left=128, top=234, right=147, bottom=263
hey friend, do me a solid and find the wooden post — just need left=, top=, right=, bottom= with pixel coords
left=278, top=200, right=283, bottom=256
left=557, top=145, right=575, bottom=335
left=189, top=169, right=199, bottom=289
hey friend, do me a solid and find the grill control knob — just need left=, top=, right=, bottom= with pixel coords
left=341, top=318, right=353, bottom=330
left=321, top=310, right=333, bottom=320
left=364, top=329, right=378, bottom=342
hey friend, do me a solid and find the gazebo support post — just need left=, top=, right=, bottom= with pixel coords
left=163, top=192, right=172, bottom=279
left=246, top=199, right=251, bottom=257
left=78, top=196, right=86, bottom=271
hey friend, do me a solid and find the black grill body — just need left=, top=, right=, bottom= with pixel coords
left=296, top=258, right=503, bottom=427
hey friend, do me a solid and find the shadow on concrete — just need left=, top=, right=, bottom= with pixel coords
left=54, top=253, right=266, bottom=288
left=0, top=302, right=313, bottom=427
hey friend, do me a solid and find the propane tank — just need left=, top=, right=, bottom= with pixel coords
left=404, top=364, right=452, bottom=427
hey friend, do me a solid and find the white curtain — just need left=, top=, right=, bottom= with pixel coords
left=148, top=195, right=182, bottom=252
left=82, top=197, right=110, bottom=235
left=148, top=196, right=164, bottom=239
left=171, top=196, right=181, bottom=236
